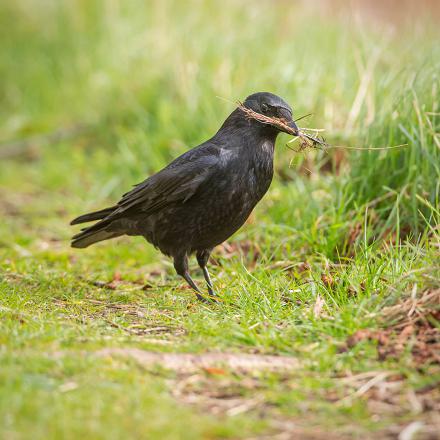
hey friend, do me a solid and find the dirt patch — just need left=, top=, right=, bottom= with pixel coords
left=97, top=348, right=299, bottom=373
left=170, top=373, right=267, bottom=417
left=335, top=371, right=440, bottom=439
left=169, top=370, right=440, bottom=440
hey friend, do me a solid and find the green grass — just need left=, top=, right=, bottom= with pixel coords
left=1, top=1, right=439, bottom=439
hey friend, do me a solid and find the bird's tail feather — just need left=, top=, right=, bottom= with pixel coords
left=70, top=206, right=117, bottom=225
left=71, top=224, right=122, bottom=248
left=71, top=205, right=122, bottom=248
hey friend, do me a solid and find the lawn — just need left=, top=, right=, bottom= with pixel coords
left=0, top=1, right=439, bottom=439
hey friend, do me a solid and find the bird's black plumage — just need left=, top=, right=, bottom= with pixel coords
left=71, top=92, right=298, bottom=301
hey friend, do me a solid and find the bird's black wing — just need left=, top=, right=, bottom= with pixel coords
left=107, top=151, right=220, bottom=219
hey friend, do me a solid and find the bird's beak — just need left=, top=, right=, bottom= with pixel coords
left=284, top=118, right=299, bottom=135
left=277, top=108, right=298, bottom=135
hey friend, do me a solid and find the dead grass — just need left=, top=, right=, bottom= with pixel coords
left=345, top=289, right=440, bottom=365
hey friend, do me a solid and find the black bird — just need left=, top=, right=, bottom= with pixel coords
left=71, top=92, right=298, bottom=301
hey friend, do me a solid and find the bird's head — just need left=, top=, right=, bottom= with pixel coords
left=242, top=92, right=298, bottom=135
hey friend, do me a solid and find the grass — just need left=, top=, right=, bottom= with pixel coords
left=1, top=1, right=439, bottom=438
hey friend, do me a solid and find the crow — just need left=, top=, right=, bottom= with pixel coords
left=71, top=92, right=298, bottom=301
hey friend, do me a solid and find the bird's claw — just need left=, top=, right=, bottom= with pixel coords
left=195, top=290, right=219, bottom=303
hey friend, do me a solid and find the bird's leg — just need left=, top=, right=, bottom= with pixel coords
left=173, top=253, right=208, bottom=302
left=196, top=249, right=217, bottom=299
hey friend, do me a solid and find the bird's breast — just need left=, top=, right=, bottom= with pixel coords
left=251, top=139, right=275, bottom=193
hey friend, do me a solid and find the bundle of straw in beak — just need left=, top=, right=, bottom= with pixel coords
left=238, top=102, right=327, bottom=151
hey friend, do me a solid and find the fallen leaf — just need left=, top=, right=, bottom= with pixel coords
left=203, top=367, right=227, bottom=375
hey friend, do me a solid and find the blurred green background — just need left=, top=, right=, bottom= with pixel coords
left=1, top=0, right=439, bottom=236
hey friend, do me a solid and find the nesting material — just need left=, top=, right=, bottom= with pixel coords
left=238, top=102, right=327, bottom=151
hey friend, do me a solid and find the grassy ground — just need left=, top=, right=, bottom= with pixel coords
left=1, top=1, right=439, bottom=439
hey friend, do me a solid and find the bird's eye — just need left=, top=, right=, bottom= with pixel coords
left=261, top=103, right=269, bottom=113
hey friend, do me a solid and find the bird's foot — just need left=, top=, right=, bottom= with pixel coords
left=180, top=270, right=219, bottom=304
left=195, top=290, right=219, bottom=304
